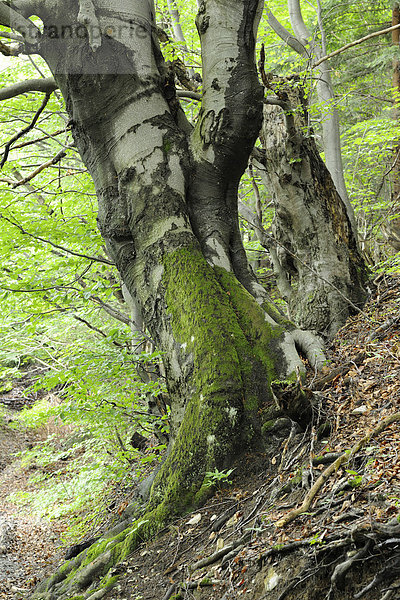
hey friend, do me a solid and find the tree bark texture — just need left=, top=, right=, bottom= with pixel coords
left=16, top=0, right=304, bottom=575
left=260, top=78, right=368, bottom=338
left=392, top=4, right=400, bottom=208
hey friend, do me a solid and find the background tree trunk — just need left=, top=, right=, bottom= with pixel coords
left=259, top=79, right=368, bottom=338
left=391, top=4, right=400, bottom=215
left=266, top=0, right=356, bottom=232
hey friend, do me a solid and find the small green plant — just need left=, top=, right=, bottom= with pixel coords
left=346, top=469, right=363, bottom=488
left=388, top=496, right=400, bottom=507
left=309, top=531, right=326, bottom=546
left=204, top=468, right=235, bottom=488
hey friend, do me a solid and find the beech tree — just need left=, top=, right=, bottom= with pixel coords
left=0, top=2, right=367, bottom=598
left=256, top=77, right=366, bottom=337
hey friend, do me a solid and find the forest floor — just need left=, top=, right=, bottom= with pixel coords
left=0, top=273, right=399, bottom=600
left=0, top=381, right=65, bottom=600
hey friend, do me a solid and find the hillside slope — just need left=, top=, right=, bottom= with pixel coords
left=1, top=274, right=399, bottom=600
left=100, top=273, right=400, bottom=600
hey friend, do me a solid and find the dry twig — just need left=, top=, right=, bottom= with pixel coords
left=275, top=412, right=400, bottom=528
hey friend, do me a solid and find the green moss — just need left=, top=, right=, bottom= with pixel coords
left=261, top=418, right=292, bottom=438
left=162, top=137, right=172, bottom=153
left=244, top=394, right=259, bottom=413
left=348, top=476, right=363, bottom=488
left=262, top=420, right=277, bottom=433
left=214, top=267, right=289, bottom=385
left=90, top=574, right=119, bottom=596
left=271, top=374, right=298, bottom=387
left=156, top=246, right=301, bottom=511
left=33, top=246, right=298, bottom=599
left=193, top=481, right=215, bottom=507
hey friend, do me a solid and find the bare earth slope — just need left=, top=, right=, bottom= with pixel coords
left=100, top=274, right=400, bottom=600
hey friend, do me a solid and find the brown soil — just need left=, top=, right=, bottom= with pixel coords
left=0, top=398, right=64, bottom=600
left=102, top=273, right=400, bottom=600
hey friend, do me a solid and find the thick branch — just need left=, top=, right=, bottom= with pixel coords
left=176, top=90, right=200, bottom=101
left=288, top=0, right=311, bottom=45
left=189, top=0, right=264, bottom=280
left=90, top=296, right=132, bottom=327
left=267, top=5, right=353, bottom=219
left=0, top=38, right=18, bottom=55
left=77, top=0, right=101, bottom=51
left=166, top=0, right=192, bottom=63
left=0, top=77, right=58, bottom=101
left=264, top=97, right=297, bottom=138
left=0, top=3, right=39, bottom=45
left=266, top=9, right=307, bottom=56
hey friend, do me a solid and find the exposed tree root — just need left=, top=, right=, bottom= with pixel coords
left=366, top=315, right=400, bottom=341
left=271, top=380, right=315, bottom=430
left=353, top=558, right=400, bottom=599
left=32, top=510, right=163, bottom=599
left=162, top=577, right=219, bottom=600
left=189, top=533, right=250, bottom=572
left=329, top=539, right=373, bottom=593
left=275, top=412, right=400, bottom=528
left=310, top=351, right=365, bottom=390
left=259, top=520, right=400, bottom=600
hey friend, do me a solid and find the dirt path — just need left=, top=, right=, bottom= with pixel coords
left=0, top=400, right=63, bottom=600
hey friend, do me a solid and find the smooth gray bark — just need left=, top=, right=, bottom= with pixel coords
left=13, top=0, right=309, bottom=447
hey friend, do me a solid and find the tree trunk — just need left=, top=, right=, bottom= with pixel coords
left=391, top=4, right=400, bottom=210
left=381, top=4, right=400, bottom=251
left=0, top=1, right=367, bottom=597
left=259, top=78, right=368, bottom=338
left=22, top=3, right=319, bottom=598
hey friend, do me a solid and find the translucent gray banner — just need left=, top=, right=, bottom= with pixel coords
left=8, top=3, right=152, bottom=75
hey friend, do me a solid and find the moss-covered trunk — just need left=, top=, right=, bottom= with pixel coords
left=23, top=3, right=322, bottom=598
left=147, top=246, right=295, bottom=512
